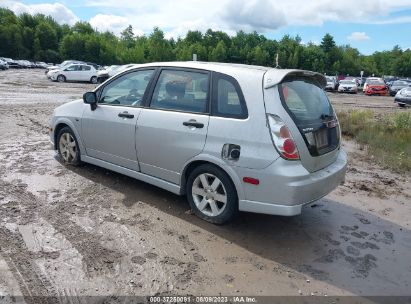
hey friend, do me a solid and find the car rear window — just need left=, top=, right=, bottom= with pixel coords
left=279, top=77, right=334, bottom=124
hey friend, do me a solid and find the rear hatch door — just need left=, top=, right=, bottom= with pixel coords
left=263, top=70, right=341, bottom=173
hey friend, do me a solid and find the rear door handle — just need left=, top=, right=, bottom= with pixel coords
left=183, top=120, right=204, bottom=128
left=118, top=112, right=134, bottom=119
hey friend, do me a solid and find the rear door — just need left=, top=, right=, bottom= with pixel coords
left=79, top=65, right=92, bottom=81
left=135, top=68, right=210, bottom=184
left=81, top=68, right=156, bottom=170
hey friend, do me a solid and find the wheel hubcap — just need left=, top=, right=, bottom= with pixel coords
left=192, top=173, right=227, bottom=217
left=59, top=132, right=77, bottom=163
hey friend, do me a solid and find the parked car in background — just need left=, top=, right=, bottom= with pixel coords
left=97, top=65, right=120, bottom=83
left=389, top=80, right=410, bottom=96
left=0, top=58, right=18, bottom=68
left=48, top=63, right=98, bottom=83
left=46, top=60, right=84, bottom=74
left=338, top=79, right=358, bottom=94
left=325, top=76, right=337, bottom=91
left=0, top=59, right=9, bottom=70
left=49, top=62, right=347, bottom=224
left=344, top=76, right=360, bottom=86
left=35, top=62, right=50, bottom=69
left=363, top=77, right=384, bottom=92
left=395, top=87, right=411, bottom=107
left=364, top=79, right=388, bottom=96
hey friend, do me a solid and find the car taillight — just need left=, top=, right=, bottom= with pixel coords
left=267, top=114, right=300, bottom=160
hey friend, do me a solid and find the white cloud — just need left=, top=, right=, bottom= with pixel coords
left=348, top=32, right=371, bottom=41
left=1, top=1, right=79, bottom=25
left=80, top=0, right=411, bottom=38
left=2, top=0, right=411, bottom=39
left=89, top=14, right=144, bottom=36
left=221, top=0, right=286, bottom=32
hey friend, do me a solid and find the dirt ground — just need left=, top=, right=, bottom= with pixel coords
left=0, top=69, right=410, bottom=302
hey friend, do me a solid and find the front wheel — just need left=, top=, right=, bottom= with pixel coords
left=57, top=74, right=66, bottom=82
left=186, top=164, right=238, bottom=224
left=57, top=127, right=81, bottom=166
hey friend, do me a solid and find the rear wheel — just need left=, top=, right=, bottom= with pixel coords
left=398, top=103, right=406, bottom=108
left=57, top=74, right=66, bottom=82
left=186, top=164, right=238, bottom=224
left=57, top=127, right=81, bottom=166
left=90, top=76, right=98, bottom=84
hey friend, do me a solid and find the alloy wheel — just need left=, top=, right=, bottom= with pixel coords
left=59, top=132, right=77, bottom=163
left=192, top=173, right=227, bottom=217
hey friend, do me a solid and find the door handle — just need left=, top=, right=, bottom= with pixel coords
left=118, top=112, right=134, bottom=119
left=183, top=120, right=204, bottom=128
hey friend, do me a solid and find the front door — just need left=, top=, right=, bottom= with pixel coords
left=81, top=69, right=156, bottom=171
left=136, top=68, right=210, bottom=184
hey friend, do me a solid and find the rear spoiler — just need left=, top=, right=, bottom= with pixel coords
left=264, top=69, right=327, bottom=89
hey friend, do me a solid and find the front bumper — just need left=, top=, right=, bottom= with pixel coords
left=365, top=89, right=388, bottom=95
left=237, top=149, right=347, bottom=216
left=395, top=96, right=411, bottom=105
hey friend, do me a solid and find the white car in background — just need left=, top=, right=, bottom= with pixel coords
left=48, top=64, right=98, bottom=83
left=338, top=79, right=358, bottom=94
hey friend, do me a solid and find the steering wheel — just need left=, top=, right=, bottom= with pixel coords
left=127, top=89, right=142, bottom=100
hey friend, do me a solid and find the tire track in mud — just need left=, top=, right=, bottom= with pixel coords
left=0, top=180, right=59, bottom=304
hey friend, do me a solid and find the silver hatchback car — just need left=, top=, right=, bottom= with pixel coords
left=50, top=62, right=347, bottom=224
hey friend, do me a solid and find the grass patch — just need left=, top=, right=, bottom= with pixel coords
left=337, top=110, right=411, bottom=173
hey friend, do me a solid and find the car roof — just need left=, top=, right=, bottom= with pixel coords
left=123, top=61, right=326, bottom=88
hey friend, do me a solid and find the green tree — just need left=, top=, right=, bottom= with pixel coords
left=147, top=27, right=173, bottom=61
left=209, top=41, right=227, bottom=62
left=35, top=22, right=58, bottom=51
left=120, top=25, right=135, bottom=47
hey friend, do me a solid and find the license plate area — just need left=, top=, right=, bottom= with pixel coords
left=315, top=129, right=328, bottom=149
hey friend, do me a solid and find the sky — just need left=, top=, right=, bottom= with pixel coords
left=1, top=0, right=411, bottom=55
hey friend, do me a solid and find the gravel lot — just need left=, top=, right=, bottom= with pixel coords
left=0, top=69, right=410, bottom=302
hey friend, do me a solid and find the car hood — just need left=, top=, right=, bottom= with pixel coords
left=97, top=70, right=109, bottom=76
left=54, top=99, right=85, bottom=117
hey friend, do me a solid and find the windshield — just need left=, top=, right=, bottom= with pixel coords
left=369, top=80, right=385, bottom=85
left=393, top=81, right=407, bottom=86
left=340, top=80, right=355, bottom=85
left=279, top=78, right=334, bottom=123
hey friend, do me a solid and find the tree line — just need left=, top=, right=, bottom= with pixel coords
left=1, top=8, right=410, bottom=77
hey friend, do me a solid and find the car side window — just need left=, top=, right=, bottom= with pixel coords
left=99, top=69, right=155, bottom=107
left=150, top=70, right=209, bottom=113
left=65, top=65, right=78, bottom=71
left=212, top=74, right=248, bottom=119
left=82, top=65, right=91, bottom=71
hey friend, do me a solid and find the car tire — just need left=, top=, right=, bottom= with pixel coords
left=398, top=103, right=406, bottom=108
left=186, top=164, right=238, bottom=224
left=90, top=76, right=98, bottom=84
left=57, top=127, right=81, bottom=166
left=57, top=75, right=66, bottom=82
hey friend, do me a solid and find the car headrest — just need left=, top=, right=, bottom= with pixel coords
left=199, top=79, right=208, bottom=93
left=166, top=81, right=186, bottom=98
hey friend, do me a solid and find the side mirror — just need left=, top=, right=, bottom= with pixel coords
left=83, top=92, right=97, bottom=111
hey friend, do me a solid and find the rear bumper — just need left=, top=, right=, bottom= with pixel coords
left=237, top=149, right=347, bottom=216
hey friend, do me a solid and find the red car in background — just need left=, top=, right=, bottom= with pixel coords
left=364, top=79, right=388, bottom=96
